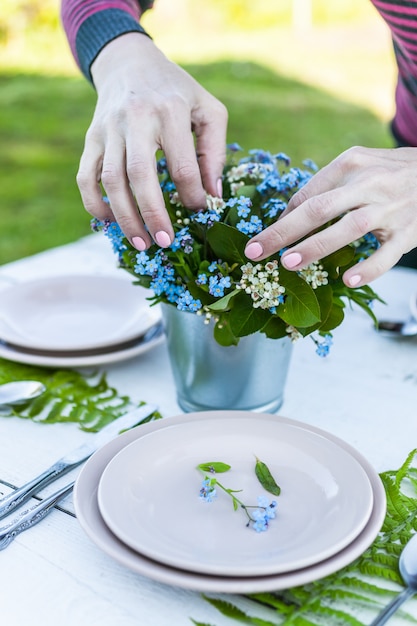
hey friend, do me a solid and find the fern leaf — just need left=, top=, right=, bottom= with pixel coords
left=199, top=450, right=417, bottom=626
left=0, top=359, right=160, bottom=430
left=203, top=596, right=276, bottom=625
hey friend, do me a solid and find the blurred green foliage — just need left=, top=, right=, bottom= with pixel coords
left=208, top=0, right=375, bottom=29
left=0, top=0, right=59, bottom=44
left=0, top=60, right=392, bottom=265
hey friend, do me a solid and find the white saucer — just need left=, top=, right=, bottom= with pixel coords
left=0, top=323, right=164, bottom=368
left=97, top=416, right=373, bottom=577
left=0, top=275, right=160, bottom=351
left=74, top=411, right=386, bottom=593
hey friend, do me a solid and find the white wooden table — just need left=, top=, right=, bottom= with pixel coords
left=0, top=233, right=416, bottom=626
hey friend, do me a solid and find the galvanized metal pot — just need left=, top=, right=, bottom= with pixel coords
left=161, top=304, right=293, bottom=413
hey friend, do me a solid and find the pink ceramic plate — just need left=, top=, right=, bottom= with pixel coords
left=74, top=411, right=386, bottom=593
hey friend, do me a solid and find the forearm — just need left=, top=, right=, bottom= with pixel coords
left=60, top=0, right=153, bottom=83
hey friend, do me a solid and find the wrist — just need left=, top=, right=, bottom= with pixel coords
left=76, top=9, right=151, bottom=85
left=91, top=32, right=160, bottom=90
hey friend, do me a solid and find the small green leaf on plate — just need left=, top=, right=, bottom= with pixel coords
left=197, top=462, right=231, bottom=474
left=255, top=457, right=281, bottom=496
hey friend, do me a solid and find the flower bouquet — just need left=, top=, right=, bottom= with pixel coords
left=94, top=144, right=380, bottom=358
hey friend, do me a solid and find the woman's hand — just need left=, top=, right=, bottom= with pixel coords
left=77, top=32, right=228, bottom=251
left=244, top=146, right=417, bottom=286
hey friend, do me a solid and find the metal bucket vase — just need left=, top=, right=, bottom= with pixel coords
left=161, top=304, right=293, bottom=413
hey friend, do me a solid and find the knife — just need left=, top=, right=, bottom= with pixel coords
left=0, top=403, right=158, bottom=519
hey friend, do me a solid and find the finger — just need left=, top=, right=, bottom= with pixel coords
left=342, top=238, right=404, bottom=287
left=245, top=187, right=359, bottom=261
left=101, top=137, right=152, bottom=251
left=284, top=146, right=369, bottom=216
left=77, top=139, right=114, bottom=222
left=194, top=97, right=228, bottom=197
left=279, top=207, right=375, bottom=270
left=162, top=112, right=207, bottom=210
left=125, top=134, right=175, bottom=247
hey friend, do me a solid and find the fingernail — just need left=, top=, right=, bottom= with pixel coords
left=155, top=230, right=171, bottom=247
left=245, top=241, right=263, bottom=260
left=132, top=236, right=147, bottom=251
left=348, top=274, right=361, bottom=287
left=282, top=252, right=303, bottom=269
left=217, top=178, right=223, bottom=198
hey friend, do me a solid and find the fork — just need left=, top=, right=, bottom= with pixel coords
left=0, top=481, right=74, bottom=550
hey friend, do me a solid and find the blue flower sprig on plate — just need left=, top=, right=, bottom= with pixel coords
left=93, top=144, right=383, bottom=353
left=197, top=459, right=280, bottom=533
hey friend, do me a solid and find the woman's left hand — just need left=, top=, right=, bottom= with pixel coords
left=244, top=146, right=417, bottom=286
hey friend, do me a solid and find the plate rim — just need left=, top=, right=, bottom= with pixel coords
left=74, top=411, right=387, bottom=593
left=96, top=416, right=374, bottom=577
left=0, top=326, right=164, bottom=368
left=0, top=274, right=160, bottom=351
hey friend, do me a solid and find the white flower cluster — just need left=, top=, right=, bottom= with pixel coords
left=169, top=191, right=182, bottom=207
left=230, top=181, right=245, bottom=196
left=238, top=260, right=285, bottom=309
left=206, top=194, right=226, bottom=214
left=299, top=262, right=329, bottom=289
left=226, top=162, right=273, bottom=183
left=285, top=325, right=302, bottom=342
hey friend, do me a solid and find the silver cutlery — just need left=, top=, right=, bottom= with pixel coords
left=0, top=481, right=75, bottom=550
left=369, top=533, right=417, bottom=625
left=0, top=403, right=158, bottom=519
left=0, top=380, right=46, bottom=407
left=376, top=318, right=417, bottom=338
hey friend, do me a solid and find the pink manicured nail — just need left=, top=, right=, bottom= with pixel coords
left=282, top=252, right=302, bottom=269
left=245, top=242, right=263, bottom=260
left=348, top=274, right=361, bottom=287
left=217, top=178, right=223, bottom=198
left=132, top=236, right=147, bottom=251
left=155, top=231, right=171, bottom=247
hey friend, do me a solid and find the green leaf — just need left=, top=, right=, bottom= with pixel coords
left=318, top=297, right=346, bottom=333
left=279, top=268, right=321, bottom=327
left=203, top=597, right=276, bottom=626
left=213, top=317, right=239, bottom=346
left=206, top=288, right=240, bottom=312
left=197, top=462, right=231, bottom=474
left=322, top=245, right=355, bottom=277
left=187, top=281, right=216, bottom=306
left=0, top=359, right=161, bottom=431
left=313, top=283, right=333, bottom=322
left=229, top=291, right=272, bottom=336
left=261, top=316, right=288, bottom=339
left=206, top=222, right=249, bottom=264
left=236, top=184, right=257, bottom=199
left=255, top=457, right=281, bottom=496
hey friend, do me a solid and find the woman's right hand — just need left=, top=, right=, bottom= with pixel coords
left=77, top=32, right=228, bottom=251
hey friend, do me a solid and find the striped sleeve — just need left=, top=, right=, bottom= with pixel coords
left=61, top=1, right=154, bottom=84
left=371, top=0, right=417, bottom=146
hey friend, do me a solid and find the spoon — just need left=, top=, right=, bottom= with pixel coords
left=369, top=533, right=417, bottom=625
left=376, top=318, right=417, bottom=338
left=0, top=380, right=46, bottom=407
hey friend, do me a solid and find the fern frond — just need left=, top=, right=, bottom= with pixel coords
left=203, top=596, right=276, bottom=625
left=394, top=449, right=417, bottom=487
left=199, top=450, right=417, bottom=626
left=0, top=359, right=161, bottom=430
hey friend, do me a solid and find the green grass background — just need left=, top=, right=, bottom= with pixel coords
left=0, top=2, right=395, bottom=265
